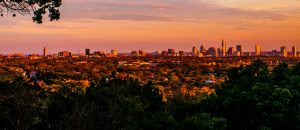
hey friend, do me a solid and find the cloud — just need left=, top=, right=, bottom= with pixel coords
left=60, top=0, right=291, bottom=24
left=1, top=0, right=297, bottom=31
left=95, top=14, right=175, bottom=21
left=0, top=16, right=28, bottom=28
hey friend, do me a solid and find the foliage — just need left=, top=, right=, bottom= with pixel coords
left=183, top=113, right=226, bottom=130
left=0, top=0, right=61, bottom=23
left=203, top=61, right=300, bottom=129
left=0, top=60, right=299, bottom=129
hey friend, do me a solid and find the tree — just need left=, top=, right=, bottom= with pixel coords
left=183, top=113, right=226, bottom=130
left=0, top=0, right=61, bottom=23
left=204, top=61, right=300, bottom=129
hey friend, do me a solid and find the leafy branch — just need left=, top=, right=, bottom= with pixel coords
left=0, top=0, right=62, bottom=23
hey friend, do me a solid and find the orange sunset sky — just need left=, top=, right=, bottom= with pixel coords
left=0, top=0, right=300, bottom=54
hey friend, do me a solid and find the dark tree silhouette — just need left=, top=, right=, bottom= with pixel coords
left=0, top=0, right=61, bottom=23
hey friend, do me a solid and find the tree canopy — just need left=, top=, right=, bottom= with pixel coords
left=0, top=0, right=61, bottom=23
left=0, top=58, right=299, bottom=129
left=202, top=60, right=300, bottom=129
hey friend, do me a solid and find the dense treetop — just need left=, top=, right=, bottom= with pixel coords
left=0, top=59, right=299, bottom=129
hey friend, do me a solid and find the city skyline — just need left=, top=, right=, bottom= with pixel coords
left=0, top=42, right=299, bottom=55
left=1, top=0, right=300, bottom=54
left=3, top=43, right=299, bottom=57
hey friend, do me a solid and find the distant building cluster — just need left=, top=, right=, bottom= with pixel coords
left=3, top=41, right=299, bottom=59
left=155, top=40, right=299, bottom=58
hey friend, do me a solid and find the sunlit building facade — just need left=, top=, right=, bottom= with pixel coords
left=111, top=49, right=118, bottom=56
left=236, top=45, right=242, bottom=56
left=280, top=46, right=288, bottom=57
left=43, top=47, right=48, bottom=57
left=255, top=44, right=261, bottom=56
left=222, top=40, right=227, bottom=56
left=192, top=46, right=199, bottom=56
left=227, top=47, right=235, bottom=56
left=292, top=46, right=297, bottom=57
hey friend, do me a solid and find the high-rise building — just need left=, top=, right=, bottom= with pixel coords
left=217, top=47, right=222, bottom=56
left=111, top=49, right=118, bottom=56
left=192, top=46, right=199, bottom=56
left=43, top=47, right=48, bottom=56
left=255, top=44, right=261, bottom=56
left=207, top=47, right=217, bottom=57
left=280, top=46, right=288, bottom=57
left=85, top=49, right=90, bottom=56
left=222, top=40, right=227, bottom=56
left=292, top=46, right=297, bottom=57
left=58, top=51, right=71, bottom=57
left=227, top=47, right=235, bottom=56
left=236, top=45, right=242, bottom=56
left=200, top=45, right=206, bottom=53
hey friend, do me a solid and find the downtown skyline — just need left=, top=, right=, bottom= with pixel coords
left=0, top=40, right=299, bottom=55
left=3, top=43, right=299, bottom=57
left=1, top=0, right=300, bottom=54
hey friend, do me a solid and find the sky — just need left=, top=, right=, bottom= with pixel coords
left=0, top=0, right=300, bottom=54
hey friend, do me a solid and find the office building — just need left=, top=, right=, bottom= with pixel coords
left=280, top=46, right=288, bottom=57
left=207, top=47, right=217, bottom=57
left=255, top=44, right=261, bottom=56
left=111, top=49, right=118, bottom=56
left=192, top=46, right=199, bottom=56
left=222, top=40, right=227, bottom=56
left=292, top=46, right=297, bottom=57
left=227, top=47, right=235, bottom=56
left=200, top=45, right=206, bottom=53
left=43, top=47, right=48, bottom=56
left=236, top=45, right=242, bottom=56
left=217, top=47, right=222, bottom=56
left=58, top=51, right=71, bottom=57
left=85, top=49, right=90, bottom=56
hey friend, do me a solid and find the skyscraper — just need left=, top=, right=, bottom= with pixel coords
left=207, top=47, right=217, bottom=57
left=217, top=47, right=222, bottom=56
left=255, top=44, right=261, bottom=56
left=222, top=40, right=227, bottom=56
left=111, top=49, right=118, bottom=56
left=192, top=46, right=199, bottom=56
left=43, top=47, right=48, bottom=56
left=292, top=46, right=297, bottom=57
left=227, top=47, right=235, bottom=56
left=236, top=45, right=242, bottom=56
left=200, top=45, right=206, bottom=53
left=85, top=49, right=90, bottom=56
left=280, top=46, right=288, bottom=57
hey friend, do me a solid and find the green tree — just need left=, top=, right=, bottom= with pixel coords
left=183, top=113, right=226, bottom=130
left=271, top=62, right=291, bottom=86
left=0, top=76, right=47, bottom=129
left=205, top=61, right=300, bottom=129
